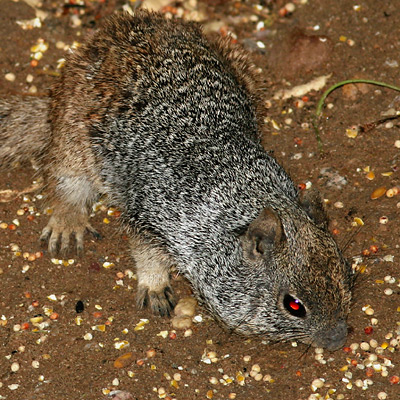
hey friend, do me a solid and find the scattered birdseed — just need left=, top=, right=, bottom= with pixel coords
left=5, top=72, right=16, bottom=82
left=184, top=329, right=193, bottom=337
left=379, top=216, right=389, bottom=224
left=360, top=342, right=370, bottom=351
left=346, top=127, right=358, bottom=138
left=83, top=333, right=93, bottom=341
left=172, top=315, right=192, bottom=329
left=193, top=315, right=203, bottom=323
left=114, top=340, right=130, bottom=350
left=311, top=378, right=325, bottom=391
left=134, top=318, right=149, bottom=331
left=157, top=331, right=169, bottom=339
left=11, top=362, right=20, bottom=372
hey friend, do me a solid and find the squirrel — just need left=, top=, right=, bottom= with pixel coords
left=0, top=10, right=354, bottom=350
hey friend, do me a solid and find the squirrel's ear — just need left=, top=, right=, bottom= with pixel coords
left=241, top=208, right=284, bottom=260
left=299, top=188, right=329, bottom=229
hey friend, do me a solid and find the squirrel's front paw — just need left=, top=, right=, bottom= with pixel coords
left=40, top=209, right=100, bottom=256
left=137, top=285, right=177, bottom=317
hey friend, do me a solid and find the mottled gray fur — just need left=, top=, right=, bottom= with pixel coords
left=0, top=11, right=353, bottom=350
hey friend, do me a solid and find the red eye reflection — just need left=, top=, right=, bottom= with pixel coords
left=290, top=300, right=300, bottom=311
left=283, top=294, right=306, bottom=318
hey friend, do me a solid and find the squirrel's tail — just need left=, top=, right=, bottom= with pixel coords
left=0, top=96, right=50, bottom=168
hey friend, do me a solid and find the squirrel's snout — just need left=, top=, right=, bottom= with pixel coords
left=315, top=320, right=348, bottom=351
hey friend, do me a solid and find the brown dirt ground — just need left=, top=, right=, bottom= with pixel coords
left=0, top=0, right=399, bottom=399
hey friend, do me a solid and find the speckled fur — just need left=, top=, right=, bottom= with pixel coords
left=0, top=11, right=354, bottom=350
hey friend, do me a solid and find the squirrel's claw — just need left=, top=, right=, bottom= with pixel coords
left=39, top=210, right=100, bottom=257
left=137, top=285, right=177, bottom=317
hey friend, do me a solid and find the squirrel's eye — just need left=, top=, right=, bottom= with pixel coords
left=283, top=294, right=306, bottom=318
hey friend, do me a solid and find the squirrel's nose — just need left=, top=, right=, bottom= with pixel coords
left=315, top=320, right=348, bottom=351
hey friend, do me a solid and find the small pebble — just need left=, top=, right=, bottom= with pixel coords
left=174, top=297, right=197, bottom=317
left=171, top=315, right=192, bottom=330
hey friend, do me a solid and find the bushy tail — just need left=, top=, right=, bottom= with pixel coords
left=0, top=96, right=50, bottom=168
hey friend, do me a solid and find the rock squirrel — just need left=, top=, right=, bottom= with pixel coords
left=0, top=10, right=354, bottom=350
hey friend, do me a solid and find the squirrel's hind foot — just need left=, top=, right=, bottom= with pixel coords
left=136, top=285, right=176, bottom=317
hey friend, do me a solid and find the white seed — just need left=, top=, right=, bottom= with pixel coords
left=384, top=288, right=393, bottom=295
left=344, top=371, right=353, bottom=379
left=5, top=73, right=16, bottom=82
left=350, top=343, right=359, bottom=351
left=365, top=307, right=374, bottom=316
left=360, top=342, right=370, bottom=351
left=173, top=373, right=181, bottom=381
left=370, top=339, right=378, bottom=348
left=311, top=378, right=325, bottom=390
left=32, top=360, right=40, bottom=368
left=263, top=374, right=272, bottom=382
left=372, top=362, right=382, bottom=371
left=354, top=379, right=363, bottom=387
left=379, top=216, right=388, bottom=224
left=377, top=392, right=387, bottom=400
left=11, top=362, right=20, bottom=372
left=285, top=3, right=296, bottom=13
left=254, top=373, right=263, bottom=381
left=315, top=353, right=324, bottom=361
left=251, top=364, right=261, bottom=373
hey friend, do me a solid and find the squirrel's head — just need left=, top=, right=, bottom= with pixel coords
left=232, top=189, right=354, bottom=351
